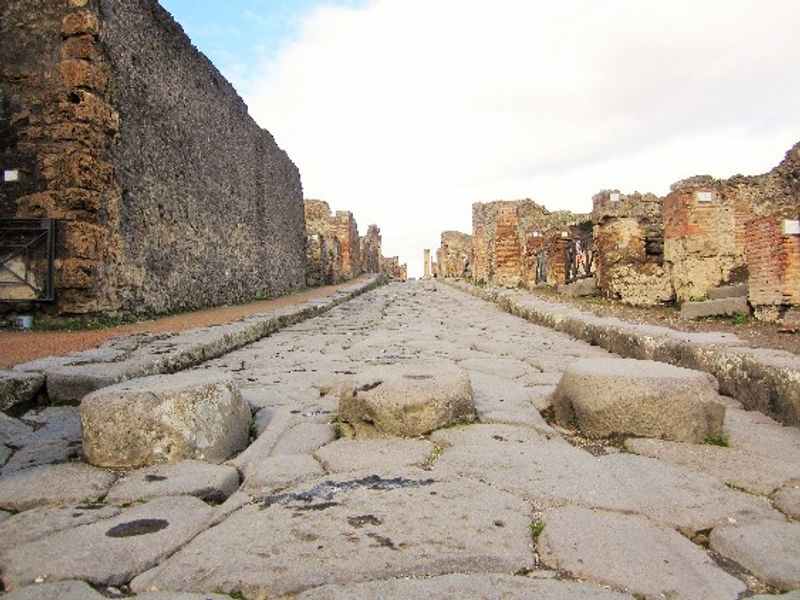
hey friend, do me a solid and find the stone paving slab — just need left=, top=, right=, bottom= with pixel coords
left=538, top=505, right=746, bottom=599
left=0, top=462, right=116, bottom=511
left=105, top=460, right=240, bottom=504
left=241, top=453, right=325, bottom=496
left=773, top=481, right=800, bottom=519
left=2, top=580, right=106, bottom=600
left=131, top=474, right=534, bottom=597
left=314, top=437, right=435, bottom=473
left=0, top=503, right=121, bottom=555
left=10, top=276, right=384, bottom=403
left=448, top=280, right=800, bottom=426
left=298, top=573, right=635, bottom=599
left=432, top=423, right=780, bottom=535
left=709, top=519, right=800, bottom=590
left=0, top=496, right=214, bottom=590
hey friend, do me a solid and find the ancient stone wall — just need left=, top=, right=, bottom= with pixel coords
left=436, top=231, right=472, bottom=278
left=381, top=256, right=407, bottom=281
left=741, top=142, right=800, bottom=320
left=471, top=199, right=587, bottom=287
left=334, top=211, right=361, bottom=279
left=662, top=178, right=740, bottom=302
left=592, top=191, right=671, bottom=305
left=304, top=200, right=339, bottom=286
left=360, top=225, right=382, bottom=274
left=1, top=0, right=306, bottom=315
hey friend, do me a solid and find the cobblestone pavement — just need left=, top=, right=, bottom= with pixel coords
left=1, top=281, right=798, bottom=599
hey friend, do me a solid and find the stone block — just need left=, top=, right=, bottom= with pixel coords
left=551, top=358, right=725, bottom=442
left=680, top=295, right=749, bottom=320
left=0, top=371, right=45, bottom=412
left=105, top=460, right=240, bottom=504
left=708, top=283, right=749, bottom=300
left=80, top=372, right=251, bottom=468
left=710, top=519, right=800, bottom=590
left=338, top=363, right=476, bottom=437
left=557, top=276, right=597, bottom=297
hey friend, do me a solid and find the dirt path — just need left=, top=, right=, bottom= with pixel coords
left=0, top=278, right=372, bottom=369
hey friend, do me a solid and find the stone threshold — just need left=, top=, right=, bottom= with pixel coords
left=3, top=275, right=386, bottom=407
left=445, top=279, right=800, bottom=427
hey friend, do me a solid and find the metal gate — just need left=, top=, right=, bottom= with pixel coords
left=564, top=234, right=593, bottom=284
left=0, top=218, right=56, bottom=302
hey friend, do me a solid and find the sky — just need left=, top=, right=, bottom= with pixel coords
left=160, top=0, right=800, bottom=278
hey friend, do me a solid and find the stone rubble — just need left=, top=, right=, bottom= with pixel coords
left=0, top=281, right=798, bottom=598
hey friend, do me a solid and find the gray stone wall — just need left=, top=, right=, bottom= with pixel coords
left=101, top=0, right=306, bottom=312
left=1, top=0, right=305, bottom=315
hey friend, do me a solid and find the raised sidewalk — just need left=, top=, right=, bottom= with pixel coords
left=447, top=279, right=800, bottom=427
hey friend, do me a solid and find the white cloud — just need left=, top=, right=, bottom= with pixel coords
left=242, top=0, right=800, bottom=277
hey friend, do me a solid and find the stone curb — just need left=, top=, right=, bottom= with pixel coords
left=445, top=279, right=800, bottom=427
left=5, top=275, right=386, bottom=406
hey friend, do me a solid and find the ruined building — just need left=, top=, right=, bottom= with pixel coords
left=304, top=200, right=340, bottom=286
left=591, top=141, right=800, bottom=318
left=592, top=191, right=670, bottom=306
left=436, top=231, right=472, bottom=279
left=471, top=199, right=587, bottom=287
left=0, top=0, right=306, bottom=315
left=360, top=225, right=382, bottom=274
left=305, top=200, right=390, bottom=285
left=380, top=256, right=407, bottom=281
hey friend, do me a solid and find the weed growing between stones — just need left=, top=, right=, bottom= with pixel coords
left=529, top=520, right=545, bottom=536
left=704, top=432, right=730, bottom=447
left=731, top=313, right=749, bottom=325
left=420, top=445, right=443, bottom=470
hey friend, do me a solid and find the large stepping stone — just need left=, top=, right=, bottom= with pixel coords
left=81, top=372, right=251, bottom=468
left=538, top=505, right=746, bottom=599
left=551, top=358, right=725, bottom=442
left=710, top=519, right=800, bottom=590
left=105, top=460, right=240, bottom=504
left=298, top=572, right=634, bottom=599
left=130, top=473, right=533, bottom=597
left=0, top=496, right=213, bottom=590
left=338, top=363, right=476, bottom=437
left=0, top=462, right=116, bottom=511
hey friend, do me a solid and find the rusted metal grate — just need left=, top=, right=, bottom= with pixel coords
left=0, top=218, right=56, bottom=302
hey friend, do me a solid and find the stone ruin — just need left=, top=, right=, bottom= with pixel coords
left=304, top=200, right=400, bottom=286
left=0, top=0, right=307, bottom=316
left=436, top=231, right=472, bottom=279
left=436, top=141, right=800, bottom=321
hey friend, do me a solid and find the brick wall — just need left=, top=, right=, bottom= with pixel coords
left=334, top=211, right=361, bottom=279
left=470, top=199, right=584, bottom=287
left=662, top=178, right=740, bottom=302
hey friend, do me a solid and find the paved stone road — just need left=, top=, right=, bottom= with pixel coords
left=1, top=281, right=799, bottom=599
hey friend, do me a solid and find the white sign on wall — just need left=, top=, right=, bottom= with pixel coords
left=696, top=191, right=715, bottom=203
left=3, top=170, right=20, bottom=182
